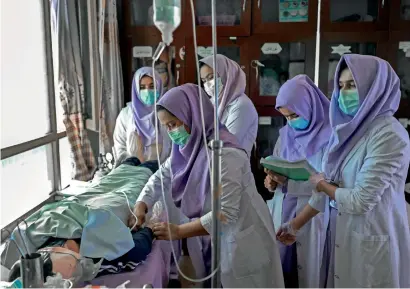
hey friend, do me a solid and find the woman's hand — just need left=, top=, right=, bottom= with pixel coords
left=128, top=201, right=148, bottom=231
left=265, top=168, right=287, bottom=186
left=264, top=174, right=278, bottom=192
left=152, top=222, right=181, bottom=240
left=276, top=221, right=298, bottom=246
left=309, top=173, right=326, bottom=191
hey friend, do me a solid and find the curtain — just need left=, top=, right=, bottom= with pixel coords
left=51, top=0, right=96, bottom=181
left=97, top=0, right=124, bottom=167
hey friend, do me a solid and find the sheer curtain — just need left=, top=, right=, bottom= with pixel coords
left=51, top=0, right=96, bottom=181
left=97, top=0, right=124, bottom=170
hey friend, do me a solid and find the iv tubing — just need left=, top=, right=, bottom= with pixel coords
left=150, top=0, right=221, bottom=284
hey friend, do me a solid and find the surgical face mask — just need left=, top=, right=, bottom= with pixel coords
left=288, top=117, right=310, bottom=130
left=168, top=125, right=190, bottom=146
left=338, top=89, right=360, bottom=116
left=204, top=77, right=223, bottom=99
left=139, top=89, right=159, bottom=106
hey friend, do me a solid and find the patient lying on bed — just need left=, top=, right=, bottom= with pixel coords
left=3, top=157, right=163, bottom=284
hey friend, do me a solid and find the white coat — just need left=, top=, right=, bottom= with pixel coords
left=311, top=116, right=410, bottom=288
left=267, top=138, right=329, bottom=288
left=138, top=147, right=285, bottom=288
left=219, top=95, right=258, bottom=157
left=113, top=103, right=171, bottom=166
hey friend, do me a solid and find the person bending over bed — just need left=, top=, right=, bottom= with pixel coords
left=3, top=157, right=164, bottom=285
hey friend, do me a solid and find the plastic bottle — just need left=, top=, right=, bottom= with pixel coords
left=153, top=0, right=182, bottom=46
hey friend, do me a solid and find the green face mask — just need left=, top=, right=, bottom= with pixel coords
left=338, top=90, right=360, bottom=116
left=168, top=125, right=190, bottom=146
left=140, top=89, right=160, bottom=106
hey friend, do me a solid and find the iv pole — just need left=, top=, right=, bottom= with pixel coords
left=210, top=0, right=222, bottom=287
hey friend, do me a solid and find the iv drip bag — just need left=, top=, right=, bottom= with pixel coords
left=153, top=0, right=182, bottom=46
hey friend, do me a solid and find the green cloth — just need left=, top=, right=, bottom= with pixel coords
left=23, top=165, right=153, bottom=256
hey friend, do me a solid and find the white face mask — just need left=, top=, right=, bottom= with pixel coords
left=204, top=77, right=224, bottom=99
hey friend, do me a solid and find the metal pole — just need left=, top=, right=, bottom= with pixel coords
left=41, top=0, right=61, bottom=192
left=211, top=0, right=222, bottom=287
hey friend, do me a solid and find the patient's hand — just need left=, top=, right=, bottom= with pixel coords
left=152, top=222, right=180, bottom=241
left=128, top=201, right=148, bottom=231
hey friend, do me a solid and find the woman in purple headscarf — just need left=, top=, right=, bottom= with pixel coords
left=129, top=84, right=284, bottom=288
left=113, top=67, right=171, bottom=167
left=199, top=54, right=258, bottom=157
left=278, top=54, right=410, bottom=288
left=264, top=75, right=331, bottom=288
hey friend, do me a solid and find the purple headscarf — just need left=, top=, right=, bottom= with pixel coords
left=132, top=67, right=163, bottom=146
left=157, top=84, right=242, bottom=219
left=200, top=54, right=247, bottom=116
left=275, top=75, right=332, bottom=161
left=324, top=54, right=401, bottom=181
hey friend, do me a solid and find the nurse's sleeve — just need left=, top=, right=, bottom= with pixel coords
left=200, top=151, right=242, bottom=233
left=224, top=99, right=257, bottom=155
left=335, top=128, right=409, bottom=214
left=113, top=109, right=129, bottom=167
left=137, top=158, right=172, bottom=210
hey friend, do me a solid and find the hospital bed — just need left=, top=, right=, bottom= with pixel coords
left=1, top=164, right=175, bottom=288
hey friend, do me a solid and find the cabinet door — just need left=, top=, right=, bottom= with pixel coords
left=390, top=0, right=410, bottom=29
left=184, top=37, right=249, bottom=95
left=252, top=0, right=318, bottom=35
left=388, top=32, right=410, bottom=118
left=249, top=36, right=316, bottom=108
left=188, top=0, right=251, bottom=37
left=318, top=32, right=388, bottom=99
left=251, top=115, right=286, bottom=201
left=124, top=34, right=185, bottom=103
left=321, top=0, right=389, bottom=32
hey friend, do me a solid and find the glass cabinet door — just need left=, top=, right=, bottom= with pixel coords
left=131, top=45, right=178, bottom=92
left=330, top=0, right=379, bottom=23
left=195, top=0, right=243, bottom=26
left=326, top=42, right=376, bottom=97
left=397, top=42, right=410, bottom=100
left=252, top=116, right=286, bottom=201
left=197, top=46, right=241, bottom=64
left=260, top=0, right=309, bottom=23
left=401, top=0, right=410, bottom=20
left=257, top=42, right=306, bottom=97
left=129, top=0, right=154, bottom=26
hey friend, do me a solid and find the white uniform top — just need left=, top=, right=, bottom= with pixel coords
left=311, top=116, right=410, bottom=288
left=219, top=95, right=258, bottom=157
left=113, top=103, right=171, bottom=166
left=267, top=138, right=329, bottom=288
left=138, top=147, right=285, bottom=288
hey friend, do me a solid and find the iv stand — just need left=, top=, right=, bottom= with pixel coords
left=210, top=0, right=222, bottom=287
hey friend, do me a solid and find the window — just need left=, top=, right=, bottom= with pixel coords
left=1, top=0, right=67, bottom=229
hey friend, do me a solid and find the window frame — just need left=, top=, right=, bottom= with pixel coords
left=0, top=0, right=66, bottom=237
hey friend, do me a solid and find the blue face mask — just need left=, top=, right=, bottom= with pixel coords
left=338, top=90, right=360, bottom=116
left=168, top=125, right=190, bottom=146
left=288, top=117, right=310, bottom=130
left=140, top=89, right=159, bottom=106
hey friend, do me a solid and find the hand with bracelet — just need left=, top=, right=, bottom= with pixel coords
left=309, top=173, right=338, bottom=200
